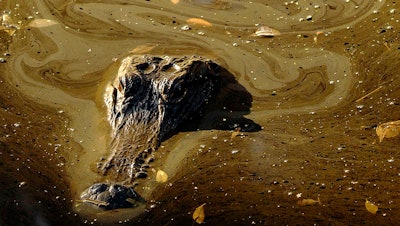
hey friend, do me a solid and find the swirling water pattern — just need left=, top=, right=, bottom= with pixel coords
left=4, top=0, right=399, bottom=224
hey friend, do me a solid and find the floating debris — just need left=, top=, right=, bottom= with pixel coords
left=230, top=127, right=241, bottom=141
left=186, top=18, right=212, bottom=27
left=28, top=19, right=58, bottom=28
left=314, top=31, right=324, bottom=43
left=355, top=86, right=382, bottom=102
left=297, top=197, right=321, bottom=206
left=253, top=26, right=281, bottom=37
left=376, top=120, right=400, bottom=142
left=193, top=203, right=206, bottom=224
left=365, top=199, right=378, bottom=214
left=1, top=12, right=19, bottom=35
left=130, top=44, right=156, bottom=54
left=1, top=13, right=13, bottom=27
left=181, top=25, right=191, bottom=31
left=18, top=181, right=27, bottom=188
left=155, top=169, right=168, bottom=183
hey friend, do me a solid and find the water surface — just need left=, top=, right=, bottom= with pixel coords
left=1, top=0, right=400, bottom=225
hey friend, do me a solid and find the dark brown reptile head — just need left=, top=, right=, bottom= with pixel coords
left=101, top=55, right=221, bottom=180
left=82, top=55, right=260, bottom=210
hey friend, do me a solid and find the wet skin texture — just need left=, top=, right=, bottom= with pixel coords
left=81, top=55, right=260, bottom=209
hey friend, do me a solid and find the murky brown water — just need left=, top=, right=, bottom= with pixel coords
left=1, top=0, right=400, bottom=225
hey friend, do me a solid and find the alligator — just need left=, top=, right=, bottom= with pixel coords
left=81, top=55, right=260, bottom=209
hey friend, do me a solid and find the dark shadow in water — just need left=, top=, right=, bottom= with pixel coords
left=173, top=66, right=261, bottom=135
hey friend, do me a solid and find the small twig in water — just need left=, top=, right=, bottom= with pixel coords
left=355, top=86, right=382, bottom=103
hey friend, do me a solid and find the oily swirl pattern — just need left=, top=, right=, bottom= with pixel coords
left=6, top=0, right=384, bottom=110
left=1, top=0, right=388, bottom=221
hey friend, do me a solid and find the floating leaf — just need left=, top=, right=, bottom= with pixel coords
left=28, top=19, right=58, bottom=28
left=313, top=31, right=324, bottom=43
left=297, top=197, right=321, bottom=206
left=130, top=44, right=156, bottom=54
left=230, top=127, right=241, bottom=141
left=0, top=25, right=16, bottom=35
left=376, top=120, right=400, bottom=142
left=253, top=26, right=281, bottom=37
left=192, top=203, right=206, bottom=224
left=156, top=169, right=168, bottom=183
left=365, top=199, right=378, bottom=214
left=186, top=18, right=212, bottom=27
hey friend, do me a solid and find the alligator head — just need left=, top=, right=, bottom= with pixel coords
left=100, top=55, right=221, bottom=180
left=81, top=55, right=261, bottom=209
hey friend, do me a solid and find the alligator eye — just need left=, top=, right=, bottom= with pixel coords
left=136, top=63, right=156, bottom=74
left=136, top=63, right=149, bottom=71
left=161, top=63, right=181, bottom=73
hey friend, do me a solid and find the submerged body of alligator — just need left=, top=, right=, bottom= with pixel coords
left=81, top=55, right=259, bottom=209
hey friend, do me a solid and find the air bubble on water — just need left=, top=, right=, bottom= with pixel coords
left=180, top=25, right=190, bottom=31
left=18, top=181, right=26, bottom=187
left=387, top=158, right=394, bottom=163
left=231, top=149, right=239, bottom=154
